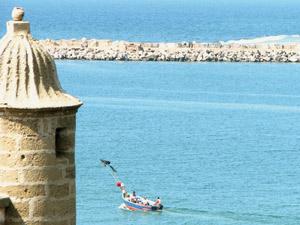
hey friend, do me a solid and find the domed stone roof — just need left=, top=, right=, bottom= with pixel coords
left=0, top=8, right=82, bottom=109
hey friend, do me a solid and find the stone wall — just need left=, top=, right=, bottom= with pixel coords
left=40, top=39, right=300, bottom=62
left=0, top=108, right=78, bottom=225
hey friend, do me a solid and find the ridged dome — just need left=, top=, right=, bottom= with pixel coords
left=0, top=9, right=82, bottom=109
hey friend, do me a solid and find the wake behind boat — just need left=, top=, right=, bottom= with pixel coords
left=100, top=159, right=164, bottom=212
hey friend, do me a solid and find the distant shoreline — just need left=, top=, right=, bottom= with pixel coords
left=40, top=39, right=300, bottom=63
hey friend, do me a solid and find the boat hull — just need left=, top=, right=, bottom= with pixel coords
left=123, top=198, right=163, bottom=211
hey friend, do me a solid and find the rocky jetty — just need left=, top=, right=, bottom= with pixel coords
left=40, top=39, right=300, bottom=62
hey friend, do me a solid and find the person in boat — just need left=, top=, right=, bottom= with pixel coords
left=120, top=183, right=126, bottom=198
left=154, top=197, right=161, bottom=206
left=142, top=197, right=149, bottom=206
left=130, top=191, right=137, bottom=203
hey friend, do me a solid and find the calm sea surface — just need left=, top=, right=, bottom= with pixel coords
left=57, top=61, right=300, bottom=225
left=1, top=0, right=300, bottom=224
left=1, top=0, right=300, bottom=42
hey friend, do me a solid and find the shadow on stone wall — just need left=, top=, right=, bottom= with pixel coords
left=5, top=200, right=26, bottom=225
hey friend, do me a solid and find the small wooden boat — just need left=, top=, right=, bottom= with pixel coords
left=100, top=159, right=163, bottom=212
left=122, top=195, right=163, bottom=212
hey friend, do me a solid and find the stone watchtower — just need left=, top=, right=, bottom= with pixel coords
left=0, top=7, right=82, bottom=225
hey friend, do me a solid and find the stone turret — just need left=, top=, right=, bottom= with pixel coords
left=0, top=7, right=82, bottom=225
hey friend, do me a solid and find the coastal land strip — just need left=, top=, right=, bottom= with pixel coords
left=40, top=39, right=300, bottom=63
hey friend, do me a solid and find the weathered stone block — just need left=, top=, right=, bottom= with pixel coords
left=33, top=197, right=75, bottom=217
left=57, top=116, right=75, bottom=130
left=0, top=153, right=12, bottom=167
left=0, top=170, right=18, bottom=183
left=40, top=118, right=51, bottom=135
left=0, top=118, right=40, bottom=136
left=0, top=185, right=45, bottom=199
left=19, top=136, right=55, bottom=151
left=0, top=152, right=57, bottom=168
left=48, top=183, right=69, bottom=198
left=17, top=152, right=56, bottom=167
left=65, top=165, right=75, bottom=179
left=0, top=136, right=17, bottom=152
left=22, top=168, right=63, bottom=182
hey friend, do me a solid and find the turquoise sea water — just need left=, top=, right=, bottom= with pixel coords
left=1, top=0, right=300, bottom=224
left=57, top=61, right=300, bottom=225
left=1, top=0, right=300, bottom=43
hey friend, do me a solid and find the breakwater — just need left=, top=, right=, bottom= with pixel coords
left=40, top=39, right=300, bottom=62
